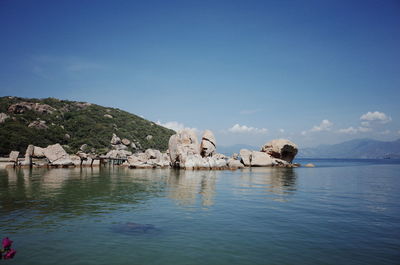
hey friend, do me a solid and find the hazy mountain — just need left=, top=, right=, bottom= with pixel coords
left=298, top=138, right=400, bottom=159
left=217, top=144, right=258, bottom=156
left=0, top=96, right=175, bottom=155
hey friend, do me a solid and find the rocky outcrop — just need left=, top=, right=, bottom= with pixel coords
left=126, top=149, right=170, bottom=168
left=43, top=144, right=73, bottom=166
left=18, top=143, right=71, bottom=166
left=261, top=139, right=298, bottom=163
left=28, top=120, right=48, bottom=129
left=0, top=113, right=9, bottom=123
left=200, top=130, right=216, bottom=157
left=111, top=133, right=121, bottom=145
left=227, top=158, right=244, bottom=169
left=168, top=129, right=200, bottom=168
left=8, top=102, right=55, bottom=114
left=250, top=151, right=276, bottom=167
left=168, top=129, right=234, bottom=170
left=110, top=134, right=132, bottom=151
left=239, top=148, right=293, bottom=167
left=104, top=114, right=113, bottom=118
left=9, top=151, right=19, bottom=163
left=240, top=149, right=252, bottom=166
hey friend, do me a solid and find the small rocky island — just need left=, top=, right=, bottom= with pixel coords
left=5, top=129, right=299, bottom=169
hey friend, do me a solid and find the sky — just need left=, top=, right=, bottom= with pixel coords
left=0, top=0, right=399, bottom=148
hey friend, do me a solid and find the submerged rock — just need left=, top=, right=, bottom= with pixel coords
left=111, top=222, right=159, bottom=235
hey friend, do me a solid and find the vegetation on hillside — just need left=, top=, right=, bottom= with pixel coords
left=0, top=96, right=175, bottom=156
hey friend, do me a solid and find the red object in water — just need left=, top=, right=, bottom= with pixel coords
left=3, top=249, right=16, bottom=259
left=2, top=237, right=13, bottom=249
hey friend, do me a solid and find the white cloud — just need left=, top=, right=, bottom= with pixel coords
left=338, top=126, right=372, bottom=134
left=360, top=111, right=391, bottom=124
left=279, top=128, right=285, bottom=133
left=156, top=120, right=197, bottom=133
left=228, top=124, right=268, bottom=134
left=301, top=131, right=307, bottom=136
left=338, top=127, right=358, bottom=134
left=358, top=127, right=371, bottom=133
left=310, top=119, right=333, bottom=132
left=361, top=121, right=370, bottom=127
left=380, top=130, right=391, bottom=135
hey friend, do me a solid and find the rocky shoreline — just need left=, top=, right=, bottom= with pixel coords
left=4, top=129, right=302, bottom=169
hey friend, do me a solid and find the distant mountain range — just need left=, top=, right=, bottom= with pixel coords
left=218, top=144, right=258, bottom=156
left=297, top=138, right=400, bottom=159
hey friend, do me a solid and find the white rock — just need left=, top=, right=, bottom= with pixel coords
left=33, top=146, right=46, bottom=157
left=9, top=151, right=19, bottom=162
left=111, top=133, right=121, bottom=145
left=240, top=149, right=252, bottom=166
left=228, top=158, right=244, bottom=169
left=168, top=129, right=199, bottom=168
left=121, top=138, right=131, bottom=146
left=0, top=113, right=9, bottom=123
left=200, top=130, right=216, bottom=157
left=250, top=151, right=276, bottom=167
left=44, top=143, right=73, bottom=166
left=261, top=139, right=298, bottom=163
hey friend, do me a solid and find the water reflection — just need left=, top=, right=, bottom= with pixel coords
left=237, top=167, right=297, bottom=201
left=0, top=166, right=296, bottom=223
left=166, top=170, right=217, bottom=207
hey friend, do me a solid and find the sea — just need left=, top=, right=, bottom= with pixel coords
left=0, top=158, right=399, bottom=265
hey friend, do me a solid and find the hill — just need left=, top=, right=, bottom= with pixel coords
left=0, top=96, right=175, bottom=155
left=298, top=138, right=400, bottom=159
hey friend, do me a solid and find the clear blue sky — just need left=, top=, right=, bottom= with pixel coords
left=1, top=0, right=399, bottom=147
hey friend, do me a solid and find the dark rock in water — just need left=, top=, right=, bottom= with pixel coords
left=111, top=222, right=159, bottom=235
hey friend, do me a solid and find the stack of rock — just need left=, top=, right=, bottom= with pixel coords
left=125, top=149, right=170, bottom=168
left=21, top=143, right=74, bottom=167
left=240, top=139, right=298, bottom=167
left=168, top=129, right=240, bottom=170
left=105, top=133, right=132, bottom=159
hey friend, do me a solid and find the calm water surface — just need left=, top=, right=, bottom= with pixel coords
left=1, top=159, right=399, bottom=265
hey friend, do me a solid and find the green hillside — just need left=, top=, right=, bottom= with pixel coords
left=0, top=96, right=175, bottom=156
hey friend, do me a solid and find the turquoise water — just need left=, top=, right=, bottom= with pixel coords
left=1, top=159, right=399, bottom=265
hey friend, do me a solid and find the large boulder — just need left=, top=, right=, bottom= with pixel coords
left=43, top=144, right=73, bottom=166
left=200, top=130, right=216, bottom=157
left=127, top=150, right=170, bottom=168
left=33, top=146, right=46, bottom=157
left=261, top=139, right=298, bottom=163
left=0, top=113, right=9, bottom=123
left=227, top=158, right=244, bottom=169
left=168, top=129, right=199, bottom=168
left=240, top=149, right=252, bottom=166
left=250, top=151, right=276, bottom=167
left=122, top=138, right=131, bottom=146
left=111, top=133, right=121, bottom=145
left=9, top=151, right=19, bottom=163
